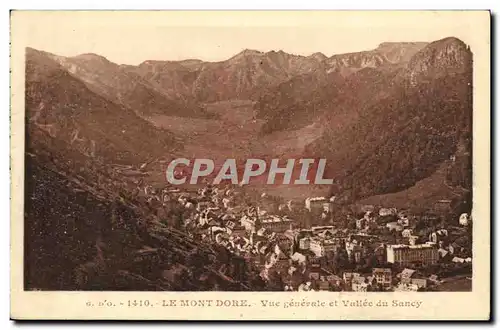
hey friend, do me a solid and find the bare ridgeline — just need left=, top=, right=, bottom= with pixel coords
left=25, top=37, right=473, bottom=292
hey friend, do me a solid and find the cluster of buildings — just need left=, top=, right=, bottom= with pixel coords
left=138, top=183, right=472, bottom=292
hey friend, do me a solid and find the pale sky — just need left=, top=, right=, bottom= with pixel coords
left=12, top=11, right=488, bottom=65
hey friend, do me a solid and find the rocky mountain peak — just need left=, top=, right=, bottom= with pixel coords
left=404, top=37, right=472, bottom=86
left=232, top=49, right=264, bottom=59
left=377, top=41, right=428, bottom=50
left=73, top=53, right=112, bottom=64
left=375, top=42, right=428, bottom=63
left=309, top=52, right=327, bottom=62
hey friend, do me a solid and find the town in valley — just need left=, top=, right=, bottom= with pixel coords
left=24, top=31, right=473, bottom=293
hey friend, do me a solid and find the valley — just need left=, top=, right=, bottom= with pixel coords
left=145, top=99, right=328, bottom=200
left=23, top=36, right=474, bottom=292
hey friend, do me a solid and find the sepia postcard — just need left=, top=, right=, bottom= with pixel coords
left=10, top=10, right=491, bottom=320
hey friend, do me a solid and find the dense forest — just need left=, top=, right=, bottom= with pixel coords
left=325, top=70, right=473, bottom=201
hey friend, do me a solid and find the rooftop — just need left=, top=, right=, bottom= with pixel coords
left=306, top=197, right=327, bottom=202
left=261, top=215, right=293, bottom=223
left=373, top=268, right=391, bottom=273
left=389, top=243, right=436, bottom=249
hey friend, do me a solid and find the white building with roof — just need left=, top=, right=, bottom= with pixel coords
left=387, top=243, right=439, bottom=266
left=309, top=238, right=324, bottom=257
left=305, top=197, right=333, bottom=213
left=260, top=215, right=293, bottom=232
left=459, top=213, right=471, bottom=226
left=291, top=252, right=307, bottom=265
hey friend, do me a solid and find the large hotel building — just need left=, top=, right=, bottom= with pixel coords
left=386, top=243, right=439, bottom=267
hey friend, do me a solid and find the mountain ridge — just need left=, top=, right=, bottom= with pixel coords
left=25, top=36, right=472, bottom=206
left=25, top=47, right=179, bottom=165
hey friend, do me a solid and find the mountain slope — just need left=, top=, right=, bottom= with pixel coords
left=41, top=49, right=208, bottom=117
left=357, top=159, right=472, bottom=213
left=314, top=37, right=473, bottom=202
left=26, top=48, right=178, bottom=164
left=326, top=42, right=427, bottom=71
left=129, top=49, right=327, bottom=103
left=37, top=42, right=428, bottom=113
left=248, top=37, right=471, bottom=204
left=254, top=42, right=427, bottom=134
left=122, top=60, right=200, bottom=102
left=257, top=66, right=400, bottom=134
left=24, top=140, right=255, bottom=290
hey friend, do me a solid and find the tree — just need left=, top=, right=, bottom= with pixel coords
left=267, top=270, right=285, bottom=291
left=347, top=220, right=357, bottom=230
left=333, top=248, right=349, bottom=273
